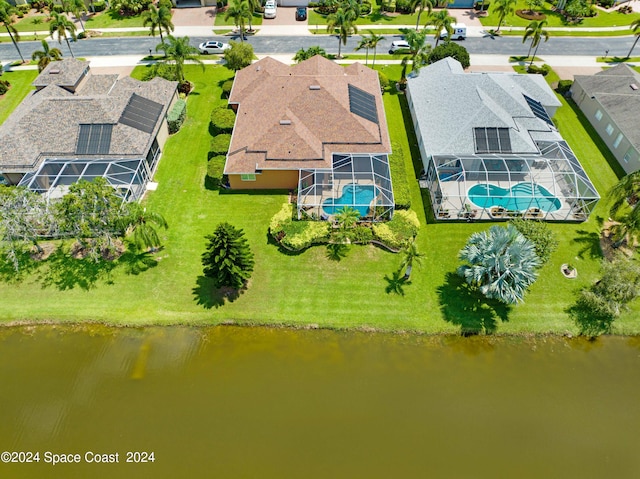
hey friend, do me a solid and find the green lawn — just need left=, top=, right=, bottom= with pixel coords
left=0, top=70, right=37, bottom=124
left=497, top=28, right=636, bottom=36
left=480, top=0, right=640, bottom=28
left=0, top=63, right=636, bottom=334
left=309, top=7, right=420, bottom=26
left=84, top=11, right=146, bottom=28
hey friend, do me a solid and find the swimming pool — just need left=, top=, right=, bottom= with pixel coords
left=468, top=182, right=561, bottom=212
left=323, top=184, right=378, bottom=217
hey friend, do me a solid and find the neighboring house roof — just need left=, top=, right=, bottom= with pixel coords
left=225, top=55, right=391, bottom=174
left=407, top=57, right=562, bottom=157
left=0, top=59, right=178, bottom=173
left=573, top=64, right=640, bottom=151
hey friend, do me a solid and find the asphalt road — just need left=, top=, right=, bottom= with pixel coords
left=0, top=34, right=635, bottom=62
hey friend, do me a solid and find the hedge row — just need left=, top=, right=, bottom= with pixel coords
left=389, top=141, right=411, bottom=210
left=269, top=203, right=330, bottom=250
left=372, top=210, right=420, bottom=250
left=167, top=99, right=187, bottom=134
left=210, top=106, right=236, bottom=135
left=210, top=133, right=231, bottom=156
left=206, top=155, right=226, bottom=189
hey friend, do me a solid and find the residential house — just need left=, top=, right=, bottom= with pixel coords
left=407, top=58, right=599, bottom=221
left=571, top=64, right=640, bottom=174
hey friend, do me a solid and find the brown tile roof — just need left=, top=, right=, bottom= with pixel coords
left=225, top=56, right=391, bottom=174
left=0, top=65, right=177, bottom=173
left=33, top=58, right=90, bottom=91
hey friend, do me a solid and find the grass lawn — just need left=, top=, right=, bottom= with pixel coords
left=84, top=11, right=146, bottom=28
left=309, top=7, right=420, bottom=27
left=597, top=55, right=640, bottom=62
left=480, top=0, right=640, bottom=28
left=497, top=28, right=635, bottom=36
left=0, top=70, right=37, bottom=124
left=0, top=63, right=637, bottom=335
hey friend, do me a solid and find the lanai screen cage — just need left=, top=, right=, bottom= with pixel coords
left=423, top=140, right=599, bottom=221
left=18, top=157, right=156, bottom=203
left=297, top=153, right=394, bottom=222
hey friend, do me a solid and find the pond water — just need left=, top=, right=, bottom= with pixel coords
left=1, top=326, right=639, bottom=478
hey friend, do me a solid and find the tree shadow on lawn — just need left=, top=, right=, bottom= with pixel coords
left=572, top=228, right=603, bottom=260
left=437, top=272, right=511, bottom=335
left=0, top=250, right=43, bottom=284
left=192, top=275, right=242, bottom=309
left=37, top=248, right=117, bottom=291
left=384, top=269, right=410, bottom=295
left=118, top=246, right=159, bottom=276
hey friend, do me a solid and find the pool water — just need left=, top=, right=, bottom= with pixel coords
left=468, top=182, right=561, bottom=212
left=323, top=183, right=378, bottom=217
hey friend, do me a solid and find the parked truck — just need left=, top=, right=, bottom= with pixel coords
left=439, top=23, right=467, bottom=41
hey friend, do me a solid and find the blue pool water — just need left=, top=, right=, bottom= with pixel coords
left=323, top=184, right=378, bottom=217
left=468, top=182, right=562, bottom=212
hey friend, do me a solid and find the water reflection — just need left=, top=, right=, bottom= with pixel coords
left=0, top=326, right=639, bottom=479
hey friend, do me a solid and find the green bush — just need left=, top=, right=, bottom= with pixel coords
left=527, top=64, right=550, bottom=76
left=141, top=63, right=178, bottom=82
left=510, top=218, right=558, bottom=265
left=92, top=0, right=107, bottom=11
left=281, top=220, right=331, bottom=250
left=360, top=0, right=372, bottom=14
left=388, top=141, right=411, bottom=210
left=347, top=225, right=374, bottom=243
left=372, top=210, right=419, bottom=249
left=556, top=79, right=573, bottom=95
left=378, top=70, right=389, bottom=91
left=270, top=203, right=295, bottom=233
left=52, top=4, right=64, bottom=12
left=224, top=42, right=254, bottom=71
left=210, top=106, right=236, bottom=134
left=382, top=0, right=396, bottom=12
left=210, top=134, right=232, bottom=156
left=167, top=99, right=187, bottom=134
left=0, top=79, right=10, bottom=96
left=17, top=4, right=31, bottom=14
left=221, top=79, right=234, bottom=98
left=395, top=0, right=413, bottom=13
left=428, top=42, right=471, bottom=69
left=206, top=155, right=226, bottom=189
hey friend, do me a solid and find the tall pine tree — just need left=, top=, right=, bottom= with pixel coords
left=202, top=222, right=254, bottom=289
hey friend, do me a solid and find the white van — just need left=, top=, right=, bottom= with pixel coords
left=440, top=23, right=467, bottom=40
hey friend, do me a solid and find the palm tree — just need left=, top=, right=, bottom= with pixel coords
left=143, top=4, right=174, bottom=45
left=122, top=203, right=168, bottom=251
left=523, top=19, right=549, bottom=66
left=355, top=35, right=372, bottom=65
left=327, top=7, right=357, bottom=58
left=31, top=40, right=63, bottom=72
left=411, top=0, right=433, bottom=31
left=457, top=224, right=540, bottom=304
left=63, top=0, right=87, bottom=32
left=425, top=9, right=455, bottom=47
left=0, top=0, right=24, bottom=63
left=493, top=0, right=516, bottom=33
left=156, top=35, right=203, bottom=84
left=343, top=0, right=361, bottom=22
left=224, top=0, right=251, bottom=42
left=607, top=170, right=640, bottom=247
left=49, top=12, right=77, bottom=58
left=400, top=28, right=431, bottom=72
left=367, top=30, right=384, bottom=67
left=400, top=239, right=423, bottom=280
left=626, top=18, right=640, bottom=59
left=244, top=0, right=261, bottom=32
left=335, top=206, right=360, bottom=230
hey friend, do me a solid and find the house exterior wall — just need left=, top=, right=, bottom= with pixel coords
left=3, top=173, right=24, bottom=185
left=228, top=169, right=299, bottom=189
left=570, top=82, right=640, bottom=174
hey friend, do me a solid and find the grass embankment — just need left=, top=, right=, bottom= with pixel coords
left=0, top=70, right=37, bottom=124
left=0, top=64, right=636, bottom=334
left=480, top=0, right=640, bottom=28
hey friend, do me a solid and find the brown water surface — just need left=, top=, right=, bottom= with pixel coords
left=0, top=325, right=639, bottom=478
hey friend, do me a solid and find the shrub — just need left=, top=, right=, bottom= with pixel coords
left=270, top=203, right=295, bottom=233
left=167, top=99, right=187, bottom=134
left=360, top=0, right=372, bottom=14
left=17, top=4, right=31, bottom=14
left=52, top=4, right=64, bottom=13
left=372, top=210, right=419, bottom=249
left=527, top=64, right=550, bottom=76
left=382, top=0, right=396, bottom=12
left=0, top=79, right=10, bottom=96
left=224, top=41, right=254, bottom=71
left=597, top=0, right=614, bottom=6
left=210, top=134, right=232, bottom=155
left=281, top=221, right=331, bottom=250
left=221, top=79, right=234, bottom=98
left=348, top=225, right=373, bottom=243
left=395, top=0, right=413, bottom=13
left=388, top=141, right=411, bottom=210
left=158, top=0, right=173, bottom=9
left=427, top=42, right=471, bottom=69
left=556, top=79, right=573, bottom=95
left=141, top=62, right=178, bottom=82
left=92, top=0, right=107, bottom=11
left=510, top=218, right=558, bottom=265
left=210, top=106, right=236, bottom=134
left=77, top=31, right=87, bottom=39
left=378, top=70, right=389, bottom=91
left=206, top=155, right=226, bottom=189
left=111, top=0, right=152, bottom=15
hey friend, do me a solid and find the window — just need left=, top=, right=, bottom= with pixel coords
left=623, top=150, right=633, bottom=163
left=240, top=174, right=256, bottom=181
left=605, top=124, right=614, bottom=136
left=613, top=133, right=623, bottom=149
left=594, top=109, right=603, bottom=121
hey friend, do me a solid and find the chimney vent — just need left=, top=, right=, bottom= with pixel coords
left=309, top=85, right=321, bottom=90
left=280, top=119, right=292, bottom=125
left=631, top=84, right=638, bottom=91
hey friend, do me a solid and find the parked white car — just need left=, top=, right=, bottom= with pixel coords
left=388, top=40, right=411, bottom=54
left=198, top=41, right=231, bottom=54
left=264, top=0, right=277, bottom=19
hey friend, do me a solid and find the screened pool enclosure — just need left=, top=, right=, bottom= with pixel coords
left=297, top=153, right=394, bottom=221
left=423, top=140, right=599, bottom=221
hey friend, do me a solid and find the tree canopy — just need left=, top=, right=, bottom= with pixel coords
left=427, top=42, right=470, bottom=69
left=202, top=222, right=255, bottom=289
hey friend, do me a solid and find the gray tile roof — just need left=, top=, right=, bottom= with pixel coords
left=0, top=65, right=177, bottom=173
left=33, top=59, right=90, bottom=91
left=406, top=57, right=562, bottom=156
left=573, top=64, right=640, bottom=150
